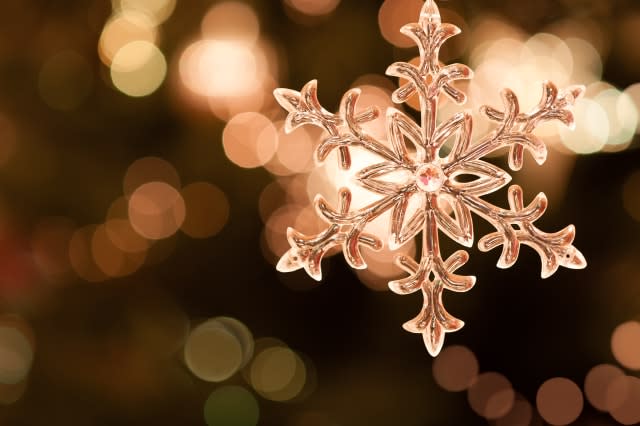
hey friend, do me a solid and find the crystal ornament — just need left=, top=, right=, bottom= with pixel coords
left=273, top=0, right=587, bottom=356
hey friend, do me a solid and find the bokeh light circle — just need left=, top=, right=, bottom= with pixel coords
left=184, top=319, right=244, bottom=382
left=536, top=377, right=583, bottom=425
left=111, top=41, right=167, bottom=97
left=584, top=364, right=625, bottom=412
left=201, top=2, right=260, bottom=43
left=432, top=345, right=479, bottom=392
left=180, top=182, right=230, bottom=239
left=204, top=385, right=259, bottom=426
left=611, top=321, right=640, bottom=370
left=0, top=323, right=33, bottom=385
left=223, top=112, right=278, bottom=169
left=467, top=372, right=515, bottom=420
left=128, top=181, right=186, bottom=240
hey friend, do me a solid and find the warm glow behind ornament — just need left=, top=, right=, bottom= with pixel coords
left=271, top=0, right=587, bottom=356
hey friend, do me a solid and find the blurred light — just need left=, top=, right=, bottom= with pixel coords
left=204, top=385, right=259, bottom=426
left=274, top=122, right=314, bottom=174
left=536, top=377, right=583, bottom=425
left=116, top=0, right=176, bottom=24
left=467, top=372, right=515, bottom=420
left=91, top=223, right=126, bottom=277
left=607, top=375, right=640, bottom=425
left=0, top=317, right=33, bottom=385
left=123, top=156, right=181, bottom=198
left=258, top=181, right=287, bottom=223
left=69, top=225, right=108, bottom=282
left=213, top=317, right=254, bottom=368
left=250, top=345, right=307, bottom=402
left=99, top=11, right=157, bottom=66
left=0, top=380, right=27, bottom=406
left=222, top=112, right=278, bottom=169
left=264, top=205, right=299, bottom=260
left=111, top=41, right=167, bottom=97
left=623, top=83, right=640, bottom=134
left=91, top=223, right=146, bottom=277
left=611, top=321, right=640, bottom=370
left=495, top=396, right=533, bottom=426
left=596, top=89, right=638, bottom=151
left=284, top=0, right=340, bottom=17
left=564, top=37, right=603, bottom=83
left=378, top=0, right=424, bottom=48
left=104, top=218, right=149, bottom=253
left=201, top=2, right=260, bottom=43
left=584, top=364, right=625, bottom=412
left=357, top=239, right=416, bottom=291
left=128, top=182, right=185, bottom=240
left=184, top=319, right=244, bottom=382
left=38, top=50, right=93, bottom=111
left=179, top=40, right=259, bottom=98
left=0, top=113, right=16, bottom=167
left=31, top=217, right=74, bottom=281
left=180, top=182, right=230, bottom=239
left=623, top=171, right=640, bottom=222
left=559, top=98, right=608, bottom=154
left=432, top=345, right=479, bottom=392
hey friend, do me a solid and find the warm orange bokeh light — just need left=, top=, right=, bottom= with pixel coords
left=536, top=377, right=583, bottom=425
left=128, top=182, right=186, bottom=240
left=223, top=112, right=278, bottom=169
left=180, top=182, right=230, bottom=239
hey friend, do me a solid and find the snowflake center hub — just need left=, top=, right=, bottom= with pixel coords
left=415, top=164, right=445, bottom=192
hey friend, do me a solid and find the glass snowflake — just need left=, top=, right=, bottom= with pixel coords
left=273, top=0, right=586, bottom=356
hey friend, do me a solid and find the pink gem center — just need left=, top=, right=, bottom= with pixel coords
left=416, top=164, right=445, bottom=192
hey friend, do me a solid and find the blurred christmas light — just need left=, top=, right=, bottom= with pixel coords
left=623, top=83, right=640, bottom=134
left=0, top=316, right=33, bottom=386
left=606, top=375, right=640, bottom=425
left=180, top=182, right=230, bottom=239
left=559, top=98, right=608, bottom=154
left=284, top=0, right=340, bottom=17
left=114, top=0, right=176, bottom=24
left=611, top=321, right=640, bottom=370
left=494, top=396, right=534, bottom=426
left=201, top=2, right=260, bottom=43
left=104, top=218, right=149, bottom=254
left=584, top=364, right=625, bottom=412
left=378, top=0, right=424, bottom=48
left=184, top=318, right=245, bottom=383
left=535, top=377, right=583, bottom=426
left=69, top=225, right=109, bottom=282
left=179, top=40, right=260, bottom=98
left=128, top=181, right=185, bottom=240
left=222, top=112, right=278, bottom=169
left=203, top=385, right=259, bottom=426
left=274, top=121, right=314, bottom=175
left=595, top=89, right=638, bottom=151
left=111, top=40, right=166, bottom=97
left=249, top=343, right=307, bottom=402
left=467, top=372, right=515, bottom=420
left=432, top=345, right=479, bottom=392
left=123, top=156, right=181, bottom=198
left=99, top=10, right=158, bottom=67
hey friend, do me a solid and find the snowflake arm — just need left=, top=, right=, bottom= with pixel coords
left=273, top=0, right=587, bottom=356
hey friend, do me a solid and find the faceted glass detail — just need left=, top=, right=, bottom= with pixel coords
left=416, top=164, right=445, bottom=193
left=272, top=0, right=586, bottom=356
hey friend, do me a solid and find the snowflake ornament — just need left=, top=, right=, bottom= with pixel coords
left=273, top=0, right=586, bottom=356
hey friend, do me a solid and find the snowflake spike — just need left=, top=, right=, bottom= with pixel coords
left=271, top=1, right=586, bottom=357
left=276, top=247, right=305, bottom=274
left=420, top=0, right=441, bottom=25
